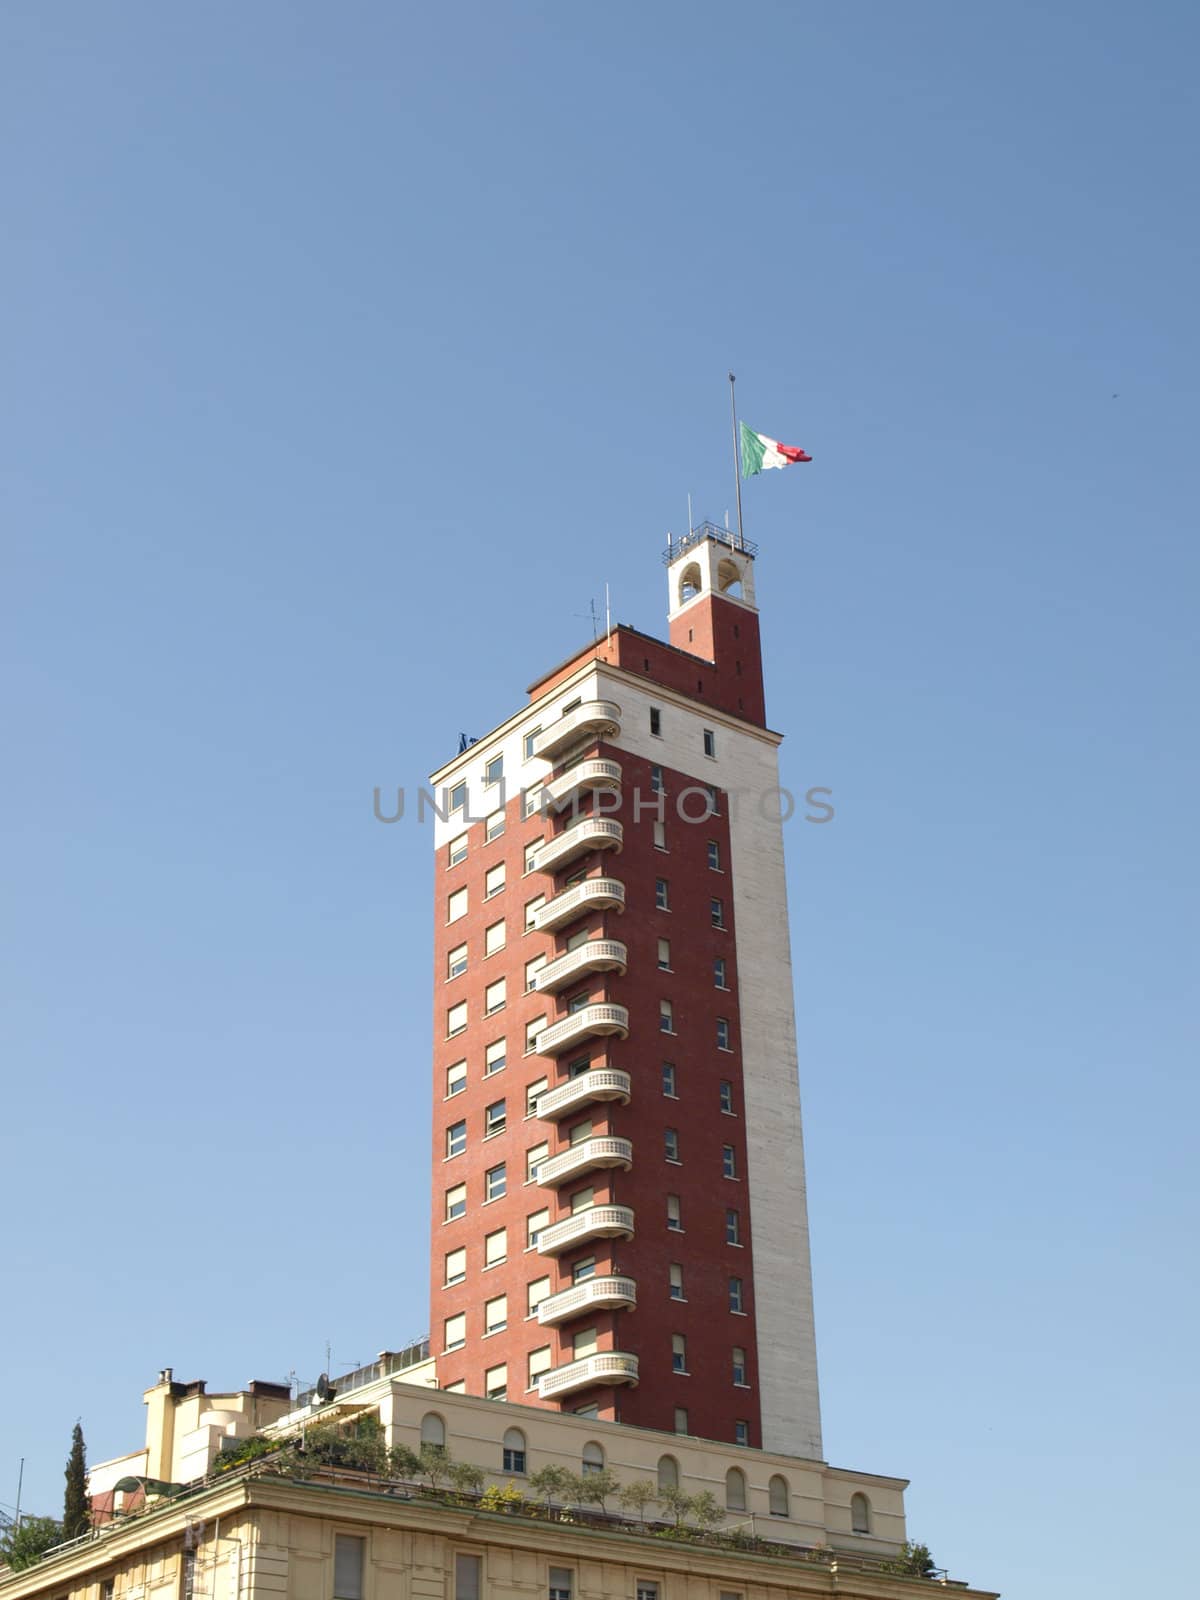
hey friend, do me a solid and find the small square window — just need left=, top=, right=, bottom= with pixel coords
left=444, top=1312, right=466, bottom=1351
left=717, top=1016, right=731, bottom=1050
left=661, top=1062, right=677, bottom=1097
left=447, top=1000, right=468, bottom=1038
left=485, top=1294, right=507, bottom=1335
left=664, top=1127, right=680, bottom=1162
left=649, top=708, right=662, bottom=736
left=637, top=1584, right=659, bottom=1600
left=485, top=1361, right=507, bottom=1401
left=729, top=1275, right=744, bottom=1313
left=485, top=1100, right=507, bottom=1138
left=549, top=1569, right=573, bottom=1600
left=570, top=1185, right=595, bottom=1214
left=722, top=1144, right=737, bottom=1178
left=485, top=1163, right=507, bottom=1202
left=707, top=839, right=721, bottom=870
left=485, top=1227, right=507, bottom=1267
left=572, top=1255, right=596, bottom=1283
left=448, top=832, right=468, bottom=867
left=711, top=896, right=725, bottom=928
left=485, top=978, right=507, bottom=1015
left=486, top=807, right=506, bottom=841
left=444, top=1247, right=466, bottom=1286
left=485, top=755, right=504, bottom=787
left=446, top=1120, right=466, bottom=1158
left=703, top=728, right=716, bottom=758
left=655, top=878, right=670, bottom=911
left=485, top=919, right=507, bottom=957
left=657, top=937, right=671, bottom=970
left=448, top=781, right=467, bottom=815
left=447, top=942, right=468, bottom=980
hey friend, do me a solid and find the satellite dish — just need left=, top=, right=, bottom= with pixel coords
left=314, top=1373, right=337, bottom=1405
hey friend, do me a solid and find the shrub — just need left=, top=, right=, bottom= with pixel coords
left=479, top=1484, right=524, bottom=1514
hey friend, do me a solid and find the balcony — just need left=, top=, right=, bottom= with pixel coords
left=538, top=1135, right=633, bottom=1188
left=538, top=1351, right=639, bottom=1400
left=533, top=877, right=625, bottom=933
left=537, top=1204, right=635, bottom=1256
left=536, top=1003, right=629, bottom=1056
left=544, top=760, right=622, bottom=810
left=532, top=702, right=622, bottom=761
left=534, top=1068, right=632, bottom=1120
left=537, top=1275, right=637, bottom=1327
left=532, top=819, right=623, bottom=875
left=533, top=940, right=628, bottom=995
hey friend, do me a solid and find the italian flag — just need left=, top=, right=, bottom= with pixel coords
left=740, top=420, right=812, bottom=478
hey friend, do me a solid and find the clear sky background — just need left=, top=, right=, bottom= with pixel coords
left=2, top=3, right=1197, bottom=1595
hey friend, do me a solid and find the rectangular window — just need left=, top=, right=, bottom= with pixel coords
left=527, top=1208, right=550, bottom=1248
left=524, top=895, right=545, bottom=929
left=717, top=1016, right=731, bottom=1050
left=485, top=1362, right=507, bottom=1401
left=650, top=764, right=664, bottom=793
left=446, top=1059, right=467, bottom=1097
left=527, top=1277, right=551, bottom=1316
left=649, top=707, right=662, bottom=736
left=485, top=1099, right=507, bottom=1137
left=445, top=1183, right=466, bottom=1221
left=652, top=819, right=667, bottom=851
left=729, top=1275, right=744, bottom=1312
left=711, top=897, right=726, bottom=928
left=455, top=1554, right=482, bottom=1600
left=485, top=977, right=507, bottom=1015
left=525, top=1077, right=548, bottom=1117
left=485, top=1294, right=507, bottom=1335
left=657, top=937, right=671, bottom=970
left=655, top=878, right=670, bottom=911
left=573, top=1326, right=598, bottom=1359
left=570, top=1185, right=595, bottom=1214
left=334, top=1534, right=365, bottom=1600
left=669, top=1262, right=684, bottom=1300
left=674, top=1407, right=689, bottom=1435
left=444, top=1312, right=466, bottom=1352
left=446, top=1120, right=466, bottom=1158
left=485, top=754, right=504, bottom=787
left=723, top=1144, right=737, bottom=1178
left=447, top=942, right=468, bottom=980
left=733, top=1346, right=748, bottom=1385
left=444, top=1247, right=466, bottom=1286
left=568, top=1118, right=592, bottom=1145
left=637, top=1584, right=659, bottom=1600
left=485, top=919, right=506, bottom=956
left=703, top=728, right=716, bottom=758
left=666, top=1193, right=682, bottom=1230
left=659, top=999, right=674, bottom=1034
left=524, top=784, right=544, bottom=819
left=707, top=839, right=722, bottom=870
left=448, top=832, right=468, bottom=867
left=525, top=953, right=546, bottom=991
left=447, top=886, right=468, bottom=923
left=529, top=1345, right=552, bottom=1385
left=567, top=1054, right=590, bottom=1078
left=523, top=727, right=541, bottom=760
left=442, top=1381, right=466, bottom=1395
left=526, top=1141, right=549, bottom=1183
left=707, top=784, right=720, bottom=814
left=485, top=862, right=506, bottom=898
left=720, top=1078, right=734, bottom=1112
left=672, top=1333, right=687, bottom=1372
left=486, top=807, right=506, bottom=841
left=485, top=1227, right=507, bottom=1267
left=524, top=838, right=543, bottom=874
left=565, top=927, right=590, bottom=951
left=485, top=1037, right=507, bottom=1076
left=714, top=957, right=728, bottom=989
left=726, top=1207, right=742, bottom=1245
left=448, top=781, right=467, bottom=816
left=661, top=1061, right=677, bottom=1097
left=549, top=1569, right=573, bottom=1600
left=664, top=1127, right=680, bottom=1162
left=447, top=1000, right=468, bottom=1037
left=525, top=1015, right=547, bottom=1053
left=734, top=1420, right=749, bottom=1447
left=485, top=1163, right=507, bottom=1202
left=572, top=1255, right=596, bottom=1283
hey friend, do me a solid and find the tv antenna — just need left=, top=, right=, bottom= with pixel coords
left=574, top=598, right=602, bottom=642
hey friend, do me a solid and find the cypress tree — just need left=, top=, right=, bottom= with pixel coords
left=62, top=1421, right=89, bottom=1540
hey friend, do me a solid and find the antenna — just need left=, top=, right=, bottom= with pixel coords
left=604, top=584, right=611, bottom=642
left=573, top=599, right=602, bottom=642
left=687, top=493, right=693, bottom=537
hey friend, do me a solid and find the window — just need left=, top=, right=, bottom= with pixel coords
left=657, top=1455, right=679, bottom=1491
left=485, top=754, right=504, bottom=787
left=485, top=1099, right=507, bottom=1137
left=582, top=1440, right=605, bottom=1476
left=527, top=1207, right=550, bottom=1247
left=485, top=919, right=506, bottom=956
left=666, top=1193, right=682, bottom=1230
left=485, top=1294, right=508, bottom=1335
left=525, top=953, right=546, bottom=991
left=567, top=990, right=590, bottom=1015
left=707, top=784, right=720, bottom=814
left=447, top=942, right=468, bottom=979
left=732, top=1346, right=748, bottom=1385
left=659, top=1000, right=674, bottom=1034
left=650, top=764, right=664, bottom=793
left=101, top=1582, right=115, bottom=1600
left=420, top=1412, right=446, bottom=1449
left=565, top=927, right=591, bottom=952
left=525, top=1077, right=548, bottom=1116
left=568, top=1118, right=592, bottom=1145
left=334, top=1534, right=365, bottom=1600
left=485, top=1163, right=507, bottom=1201
left=485, top=1362, right=508, bottom=1401
left=446, top=1059, right=467, bottom=1097
left=652, top=819, right=667, bottom=850
left=726, top=1208, right=741, bottom=1244
left=448, top=832, right=468, bottom=867
left=703, top=728, right=716, bottom=758
left=722, top=1144, right=738, bottom=1178
left=725, top=1467, right=747, bottom=1512
left=574, top=1403, right=600, bottom=1419
left=444, top=1247, right=466, bottom=1286
left=571, top=1185, right=595, bottom=1214
left=734, top=1419, right=749, bottom=1446
left=446, top=1120, right=466, bottom=1158
left=524, top=894, right=546, bottom=929
left=447, top=886, right=468, bottom=923
left=526, top=1142, right=549, bottom=1183
left=729, top=1275, right=744, bottom=1313
left=528, top=1345, right=553, bottom=1384
left=851, top=1493, right=872, bottom=1534
left=661, top=1061, right=677, bottom=1097
left=447, top=1000, right=468, bottom=1037
left=719, top=1079, right=734, bottom=1113
left=524, top=838, right=543, bottom=874
left=572, top=1255, right=596, bottom=1283
left=548, top=1568, right=572, bottom=1600
left=455, top=1553, right=482, bottom=1600
left=674, top=1407, right=689, bottom=1435
left=637, top=1585, right=658, bottom=1600
left=527, top=1276, right=550, bottom=1315
left=657, top=937, right=671, bottom=970
left=664, top=1127, right=680, bottom=1162
left=567, top=1054, right=590, bottom=1077
left=716, top=1016, right=731, bottom=1050
left=573, top=1326, right=598, bottom=1359
left=485, top=1037, right=507, bottom=1076
left=714, top=957, right=728, bottom=989
left=655, top=878, right=670, bottom=911
left=442, top=1381, right=466, bottom=1395
left=485, top=977, right=507, bottom=1015
left=448, top=781, right=467, bottom=815
left=769, top=1475, right=790, bottom=1517
left=485, top=862, right=506, bottom=898
left=711, top=897, right=726, bottom=928
left=649, top=707, right=662, bottom=736
left=707, top=839, right=721, bottom=870
left=486, top=807, right=506, bottom=841
left=525, top=1015, right=547, bottom=1053
left=503, top=1427, right=527, bottom=1473
left=672, top=1333, right=687, bottom=1373
left=669, top=1262, right=684, bottom=1300
left=523, top=784, right=544, bottom=819
left=445, top=1183, right=466, bottom=1221
left=444, top=1312, right=466, bottom=1352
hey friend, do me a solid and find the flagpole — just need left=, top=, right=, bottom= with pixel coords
left=728, top=371, right=745, bottom=550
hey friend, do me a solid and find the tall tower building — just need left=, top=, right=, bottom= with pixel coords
left=427, top=525, right=821, bottom=1459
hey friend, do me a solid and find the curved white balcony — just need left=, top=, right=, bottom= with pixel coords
left=532, top=819, right=623, bottom=875
left=538, top=1135, right=633, bottom=1188
left=533, top=877, right=625, bottom=934
left=537, top=1275, right=637, bottom=1327
left=535, top=1068, right=632, bottom=1120
left=544, top=760, right=622, bottom=809
left=536, top=1003, right=629, bottom=1056
left=537, top=1204, right=635, bottom=1256
left=533, top=940, right=628, bottom=995
left=532, top=702, right=622, bottom=761
left=538, top=1351, right=639, bottom=1400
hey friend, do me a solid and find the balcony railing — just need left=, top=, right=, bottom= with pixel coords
left=538, top=1135, right=633, bottom=1188
left=538, top=1350, right=640, bottom=1399
left=533, top=877, right=625, bottom=933
left=544, top=759, right=622, bottom=809
left=533, top=940, right=628, bottom=995
left=532, top=819, right=623, bottom=874
left=537, top=1203, right=635, bottom=1256
left=534, top=1067, right=631, bottom=1120
left=537, top=1275, right=637, bottom=1327
left=531, top=702, right=622, bottom=761
left=536, top=1003, right=629, bottom=1056
left=662, top=521, right=759, bottom=564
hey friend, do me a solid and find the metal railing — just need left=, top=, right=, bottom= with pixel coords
left=663, top=522, right=759, bottom=564
left=296, top=1339, right=430, bottom=1409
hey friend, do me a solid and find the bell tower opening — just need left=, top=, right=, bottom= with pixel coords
left=663, top=523, right=766, bottom=725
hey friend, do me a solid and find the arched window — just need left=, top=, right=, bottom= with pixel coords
left=420, top=1412, right=445, bottom=1449
left=678, top=564, right=703, bottom=605
left=768, top=1475, right=789, bottom=1517
left=717, top=559, right=744, bottom=598
left=502, top=1427, right=527, bottom=1475
left=656, top=1454, right=679, bottom=1492
left=582, top=1441, right=605, bottom=1476
left=725, top=1466, right=747, bottom=1512
left=851, top=1492, right=871, bottom=1533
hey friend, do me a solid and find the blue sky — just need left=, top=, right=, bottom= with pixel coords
left=2, top=3, right=1197, bottom=1593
